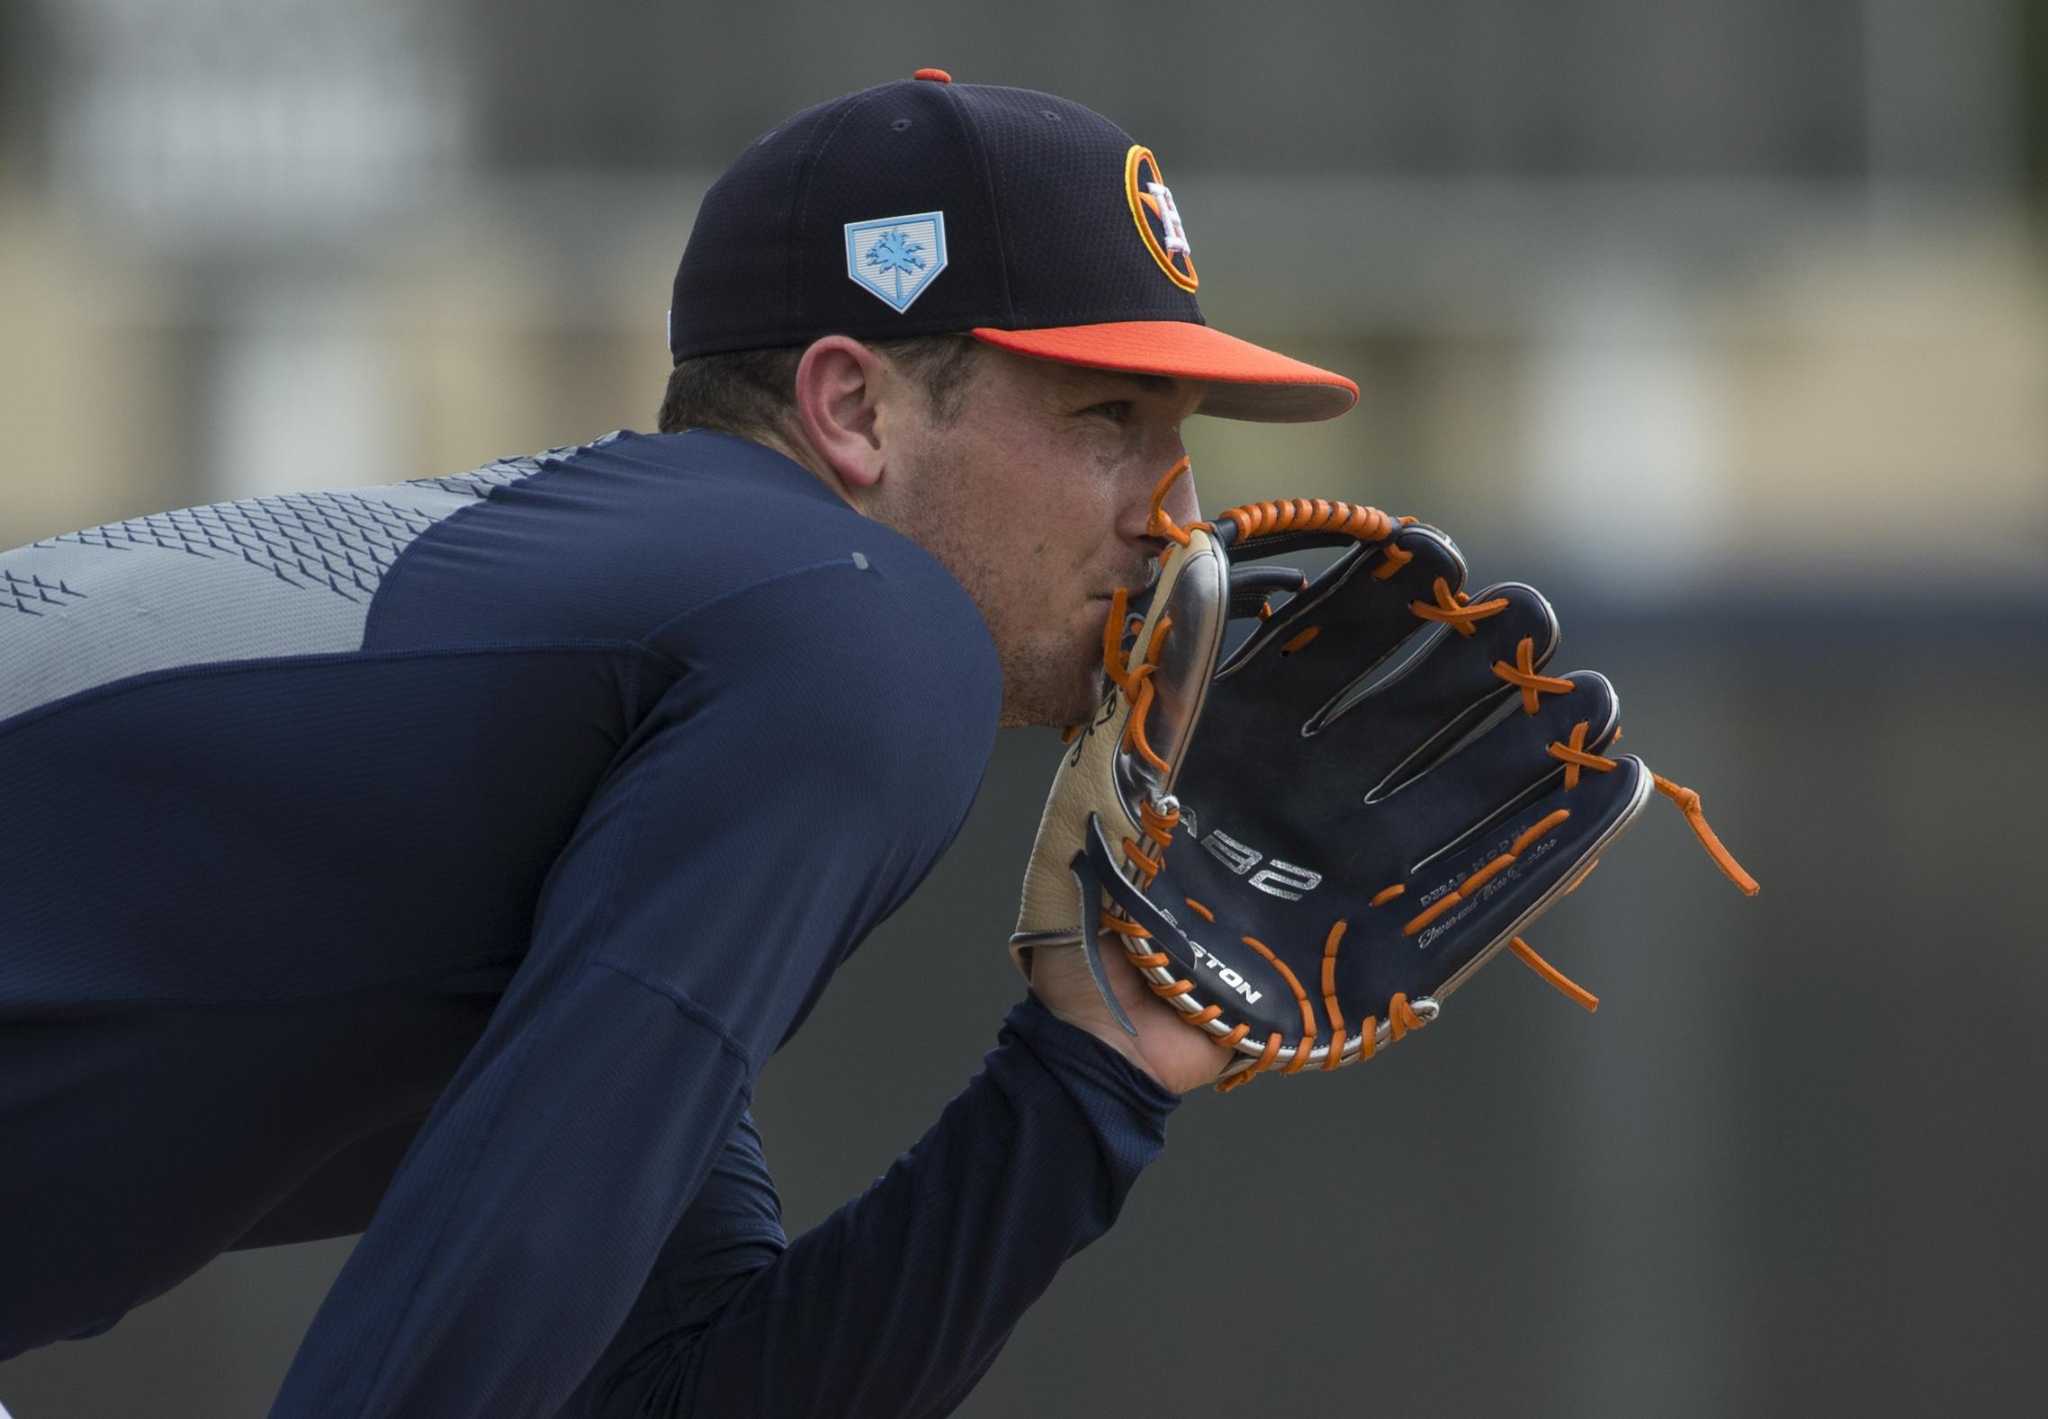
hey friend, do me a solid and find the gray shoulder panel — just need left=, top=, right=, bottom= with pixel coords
left=404, top=433, right=620, bottom=500
left=0, top=434, right=617, bottom=724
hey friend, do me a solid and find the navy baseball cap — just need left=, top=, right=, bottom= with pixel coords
left=668, top=69, right=1358, bottom=423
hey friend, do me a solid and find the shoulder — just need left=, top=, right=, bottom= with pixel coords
left=367, top=430, right=991, bottom=677
left=653, top=510, right=1000, bottom=789
left=607, top=436, right=1000, bottom=830
left=611, top=431, right=996, bottom=695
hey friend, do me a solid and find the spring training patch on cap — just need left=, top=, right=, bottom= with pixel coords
left=844, top=211, right=949, bottom=313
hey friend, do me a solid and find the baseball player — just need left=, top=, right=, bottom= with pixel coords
left=0, top=71, right=1358, bottom=1415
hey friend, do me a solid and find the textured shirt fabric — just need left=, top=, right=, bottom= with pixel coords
left=0, top=430, right=1180, bottom=1416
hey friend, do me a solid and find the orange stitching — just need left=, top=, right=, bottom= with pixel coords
left=1318, top=921, right=1350, bottom=1073
left=1183, top=897, right=1215, bottom=922
left=1144, top=457, right=1195, bottom=546
left=1282, top=1034, right=1316, bottom=1074
left=1652, top=773, right=1760, bottom=895
left=1511, top=808, right=1571, bottom=854
left=1548, top=720, right=1607, bottom=789
left=1319, top=920, right=1347, bottom=1035
left=1541, top=726, right=1758, bottom=891
left=1371, top=542, right=1413, bottom=580
left=1100, top=586, right=1177, bottom=777
left=1116, top=796, right=1180, bottom=892
left=1404, top=807, right=1571, bottom=937
left=1387, top=994, right=1422, bottom=1041
left=1492, top=636, right=1574, bottom=714
left=1102, top=910, right=1150, bottom=942
left=1369, top=884, right=1406, bottom=906
left=1217, top=498, right=1394, bottom=543
left=1217, top=1031, right=1286, bottom=1093
left=1459, top=850, right=1518, bottom=896
left=1509, top=936, right=1599, bottom=1012
left=1402, top=890, right=1461, bottom=937
left=1234, top=931, right=1319, bottom=1077
left=1409, top=576, right=1509, bottom=637
left=1197, top=923, right=1444, bottom=1089
left=1117, top=616, right=1176, bottom=775
left=1280, top=625, right=1321, bottom=655
left=1100, top=586, right=1132, bottom=682
left=1239, top=935, right=1316, bottom=1042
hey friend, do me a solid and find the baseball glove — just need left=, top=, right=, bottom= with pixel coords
left=1012, top=460, right=1756, bottom=1089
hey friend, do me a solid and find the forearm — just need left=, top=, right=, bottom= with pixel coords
left=577, top=995, right=1179, bottom=1419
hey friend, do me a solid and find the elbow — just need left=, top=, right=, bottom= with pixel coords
left=577, top=1266, right=760, bottom=1419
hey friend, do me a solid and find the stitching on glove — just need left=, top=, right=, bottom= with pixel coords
left=1509, top=936, right=1601, bottom=1012
left=1410, top=576, right=1510, bottom=637
left=1215, top=498, right=1395, bottom=542
left=1401, top=807, right=1573, bottom=937
left=1100, top=591, right=1178, bottom=777
left=1548, top=725, right=1760, bottom=895
left=1494, top=635, right=1576, bottom=714
left=1239, top=934, right=1316, bottom=1046
left=1372, top=542, right=1414, bottom=579
left=1216, top=990, right=1427, bottom=1093
left=1145, top=457, right=1199, bottom=550
left=1320, top=921, right=1349, bottom=1072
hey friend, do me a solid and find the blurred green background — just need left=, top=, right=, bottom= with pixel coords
left=2, top=2, right=2044, bottom=1415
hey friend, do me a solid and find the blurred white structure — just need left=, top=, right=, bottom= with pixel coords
left=46, top=0, right=468, bottom=242
left=3, top=0, right=2041, bottom=574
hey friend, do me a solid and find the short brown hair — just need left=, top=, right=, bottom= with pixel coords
left=656, top=335, right=981, bottom=441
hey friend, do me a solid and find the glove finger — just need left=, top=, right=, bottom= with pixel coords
left=1354, top=665, right=1619, bottom=866
left=1293, top=580, right=1560, bottom=792
left=1221, top=522, right=1465, bottom=676
left=1337, top=746, right=1650, bottom=1018
left=1197, top=525, right=1468, bottom=755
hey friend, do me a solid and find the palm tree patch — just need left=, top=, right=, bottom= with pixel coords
left=845, top=211, right=949, bottom=312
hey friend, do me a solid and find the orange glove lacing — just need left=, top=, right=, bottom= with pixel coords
left=1086, top=481, right=1758, bottom=1092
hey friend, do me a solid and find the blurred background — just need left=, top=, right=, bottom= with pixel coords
left=2, top=1, right=2043, bottom=1415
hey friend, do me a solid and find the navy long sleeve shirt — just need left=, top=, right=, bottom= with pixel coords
left=0, top=430, right=1178, bottom=1415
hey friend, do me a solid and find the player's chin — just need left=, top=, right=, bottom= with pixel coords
left=1003, top=652, right=1106, bottom=730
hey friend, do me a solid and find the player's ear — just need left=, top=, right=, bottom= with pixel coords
left=792, top=336, right=888, bottom=494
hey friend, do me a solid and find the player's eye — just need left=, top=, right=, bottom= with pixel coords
left=1081, top=400, right=1135, bottom=424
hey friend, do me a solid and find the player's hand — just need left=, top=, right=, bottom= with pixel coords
left=1026, top=938, right=1228, bottom=1095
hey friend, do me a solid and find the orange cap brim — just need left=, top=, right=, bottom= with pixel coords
left=969, top=320, right=1358, bottom=423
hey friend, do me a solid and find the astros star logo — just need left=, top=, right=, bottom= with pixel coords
left=1124, top=145, right=1198, bottom=293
